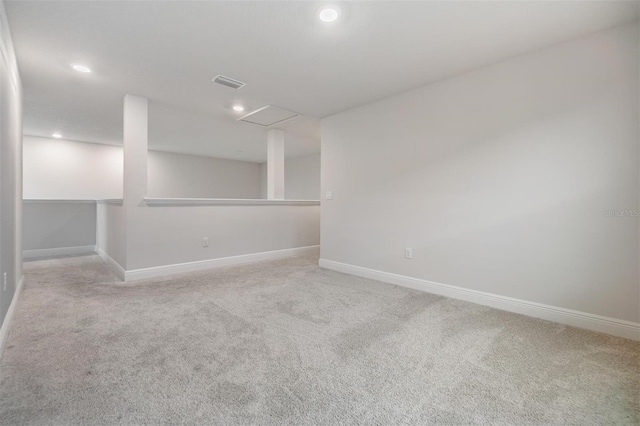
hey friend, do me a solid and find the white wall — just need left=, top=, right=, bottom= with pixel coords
left=147, top=150, right=261, bottom=199
left=23, top=136, right=123, bottom=199
left=0, top=0, right=23, bottom=332
left=23, top=137, right=122, bottom=256
left=260, top=153, right=321, bottom=200
left=23, top=138, right=273, bottom=255
left=24, top=136, right=267, bottom=200
left=97, top=203, right=126, bottom=268
left=23, top=201, right=96, bottom=251
left=127, top=205, right=320, bottom=270
left=285, top=153, right=321, bottom=200
left=321, top=23, right=639, bottom=323
left=260, top=163, right=267, bottom=199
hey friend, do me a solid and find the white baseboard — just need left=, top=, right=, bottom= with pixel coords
left=97, top=248, right=126, bottom=281
left=23, top=245, right=96, bottom=260
left=319, top=259, right=640, bottom=341
left=125, top=245, right=320, bottom=281
left=0, top=275, right=25, bottom=360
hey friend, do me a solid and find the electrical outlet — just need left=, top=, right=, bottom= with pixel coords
left=405, top=248, right=413, bottom=259
left=325, top=191, right=333, bottom=200
left=3, top=272, right=6, bottom=291
left=202, top=238, right=209, bottom=247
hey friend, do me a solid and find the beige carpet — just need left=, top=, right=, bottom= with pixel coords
left=0, top=253, right=638, bottom=425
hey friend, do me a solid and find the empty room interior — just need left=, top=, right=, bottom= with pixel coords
left=0, top=1, right=638, bottom=424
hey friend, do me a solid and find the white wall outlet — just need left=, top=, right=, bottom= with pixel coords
left=3, top=272, right=6, bottom=291
left=405, top=248, right=413, bottom=259
left=202, top=238, right=209, bottom=248
left=325, top=191, right=333, bottom=200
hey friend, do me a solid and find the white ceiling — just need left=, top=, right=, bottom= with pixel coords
left=6, top=0, right=638, bottom=162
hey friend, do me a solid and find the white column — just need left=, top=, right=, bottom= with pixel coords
left=122, top=95, right=148, bottom=271
left=123, top=95, right=148, bottom=205
left=267, top=128, right=285, bottom=200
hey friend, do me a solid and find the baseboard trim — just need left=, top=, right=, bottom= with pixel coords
left=125, top=245, right=320, bottom=281
left=319, top=259, right=640, bottom=341
left=97, top=248, right=126, bottom=281
left=23, top=245, right=96, bottom=260
left=0, top=275, right=25, bottom=360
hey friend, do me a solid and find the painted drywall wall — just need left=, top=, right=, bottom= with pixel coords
left=127, top=205, right=320, bottom=270
left=24, top=136, right=266, bottom=200
left=97, top=203, right=126, bottom=269
left=0, top=0, right=23, bottom=329
left=260, top=163, right=267, bottom=199
left=259, top=154, right=321, bottom=199
left=147, top=150, right=262, bottom=199
left=23, top=202, right=96, bottom=251
left=285, top=154, right=321, bottom=200
left=23, top=136, right=121, bottom=256
left=23, top=136, right=123, bottom=199
left=23, top=138, right=271, bottom=256
left=321, top=23, right=640, bottom=323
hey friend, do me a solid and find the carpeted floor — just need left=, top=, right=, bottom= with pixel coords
left=0, top=253, right=638, bottom=425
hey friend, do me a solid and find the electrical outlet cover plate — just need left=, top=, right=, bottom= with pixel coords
left=405, top=248, right=413, bottom=259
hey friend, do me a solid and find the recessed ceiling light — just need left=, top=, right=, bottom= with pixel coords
left=52, top=133, right=62, bottom=139
left=319, top=8, right=338, bottom=23
left=232, top=105, right=245, bottom=112
left=71, top=64, right=91, bottom=73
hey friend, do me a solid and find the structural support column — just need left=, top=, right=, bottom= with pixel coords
left=122, top=95, right=148, bottom=271
left=267, top=128, right=285, bottom=200
left=123, top=94, right=148, bottom=206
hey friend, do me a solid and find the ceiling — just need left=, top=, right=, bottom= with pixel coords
left=6, top=0, right=638, bottom=162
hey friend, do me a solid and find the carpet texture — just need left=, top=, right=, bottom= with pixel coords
left=0, top=253, right=638, bottom=425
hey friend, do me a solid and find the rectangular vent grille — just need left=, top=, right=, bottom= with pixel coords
left=212, top=75, right=245, bottom=89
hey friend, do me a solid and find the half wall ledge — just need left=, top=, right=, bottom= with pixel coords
left=143, top=198, right=320, bottom=206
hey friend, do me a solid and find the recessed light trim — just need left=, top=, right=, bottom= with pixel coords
left=319, top=8, right=338, bottom=23
left=52, top=133, right=62, bottom=139
left=232, top=105, right=245, bottom=112
left=71, top=64, right=91, bottom=73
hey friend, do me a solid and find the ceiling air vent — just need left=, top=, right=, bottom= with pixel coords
left=238, top=105, right=299, bottom=127
left=212, top=75, right=245, bottom=89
